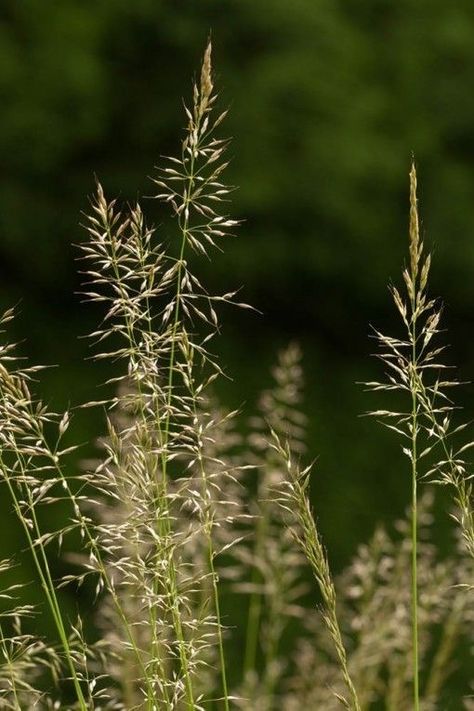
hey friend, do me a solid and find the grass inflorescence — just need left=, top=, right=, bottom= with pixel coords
left=0, top=42, right=472, bottom=710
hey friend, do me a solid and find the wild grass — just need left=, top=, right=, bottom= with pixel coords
left=0, top=42, right=472, bottom=709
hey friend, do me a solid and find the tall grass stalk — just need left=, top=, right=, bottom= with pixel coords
left=409, top=163, right=421, bottom=711
left=369, top=162, right=434, bottom=708
left=81, top=39, right=240, bottom=709
left=368, top=162, right=474, bottom=707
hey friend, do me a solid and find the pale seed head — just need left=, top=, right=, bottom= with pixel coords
left=200, top=41, right=213, bottom=114
left=409, top=161, right=420, bottom=280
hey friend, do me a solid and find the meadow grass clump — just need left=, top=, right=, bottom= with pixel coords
left=0, top=41, right=472, bottom=710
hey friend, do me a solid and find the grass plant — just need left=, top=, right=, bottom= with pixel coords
left=0, top=42, right=472, bottom=710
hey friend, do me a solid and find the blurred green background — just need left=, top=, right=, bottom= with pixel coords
left=1, top=0, right=474, bottom=654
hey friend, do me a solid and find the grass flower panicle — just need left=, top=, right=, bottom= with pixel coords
left=0, top=44, right=471, bottom=711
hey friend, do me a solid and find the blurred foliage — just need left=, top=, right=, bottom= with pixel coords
left=1, top=0, right=474, bottom=575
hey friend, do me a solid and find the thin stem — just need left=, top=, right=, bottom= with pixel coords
left=208, top=545, right=230, bottom=711
left=411, top=343, right=420, bottom=711
left=0, top=457, right=88, bottom=710
left=410, top=298, right=420, bottom=711
left=409, top=162, right=420, bottom=711
left=411, top=439, right=420, bottom=711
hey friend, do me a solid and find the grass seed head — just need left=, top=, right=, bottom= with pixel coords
left=200, top=41, right=213, bottom=115
left=409, top=162, right=420, bottom=281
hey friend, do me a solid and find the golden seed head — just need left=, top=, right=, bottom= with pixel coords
left=200, top=41, right=213, bottom=109
left=409, top=161, right=420, bottom=279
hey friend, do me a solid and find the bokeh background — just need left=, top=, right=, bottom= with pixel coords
left=1, top=0, right=474, bottom=665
